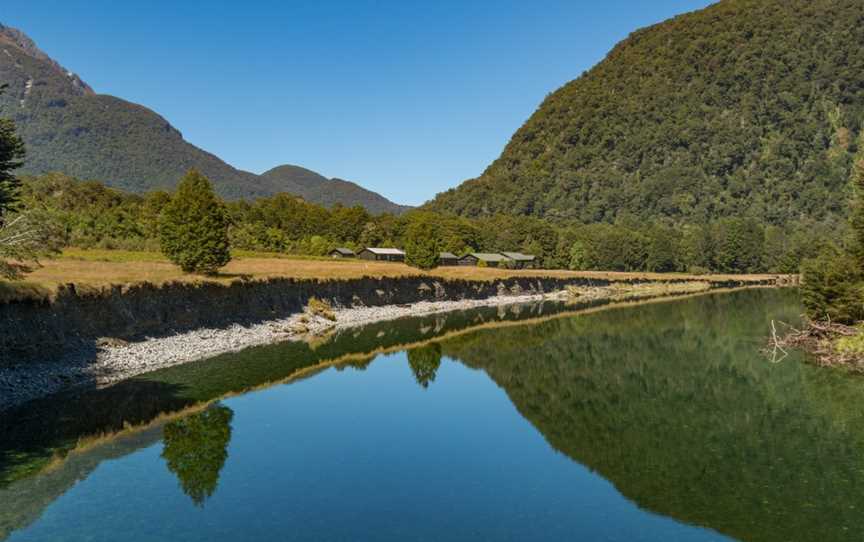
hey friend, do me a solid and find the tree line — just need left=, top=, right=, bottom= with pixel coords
left=800, top=152, right=864, bottom=324
left=2, top=169, right=841, bottom=276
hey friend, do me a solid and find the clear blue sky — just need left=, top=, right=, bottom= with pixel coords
left=5, top=0, right=714, bottom=205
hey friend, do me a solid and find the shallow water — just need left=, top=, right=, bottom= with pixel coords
left=3, top=289, right=863, bottom=541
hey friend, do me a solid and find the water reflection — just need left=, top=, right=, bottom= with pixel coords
left=161, top=404, right=234, bottom=507
left=434, top=290, right=864, bottom=541
left=5, top=290, right=860, bottom=541
left=0, top=298, right=577, bottom=491
left=407, top=344, right=442, bottom=389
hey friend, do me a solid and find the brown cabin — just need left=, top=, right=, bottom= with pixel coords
left=499, top=252, right=537, bottom=269
left=438, top=252, right=459, bottom=266
left=458, top=253, right=512, bottom=268
left=357, top=248, right=406, bottom=262
left=329, top=248, right=356, bottom=258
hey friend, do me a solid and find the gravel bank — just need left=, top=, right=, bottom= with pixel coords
left=0, top=290, right=575, bottom=412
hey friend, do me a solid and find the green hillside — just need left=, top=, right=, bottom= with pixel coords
left=427, top=0, right=864, bottom=226
left=261, top=165, right=411, bottom=215
left=0, top=24, right=407, bottom=213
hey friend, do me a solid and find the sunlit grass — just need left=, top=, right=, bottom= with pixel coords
left=1, top=248, right=791, bottom=301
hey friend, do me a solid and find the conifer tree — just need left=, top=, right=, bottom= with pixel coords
left=159, top=170, right=232, bottom=274
left=0, top=99, right=26, bottom=223
left=850, top=153, right=864, bottom=267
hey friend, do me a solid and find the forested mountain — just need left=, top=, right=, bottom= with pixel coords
left=0, top=24, right=407, bottom=213
left=261, top=165, right=411, bottom=215
left=426, top=0, right=864, bottom=226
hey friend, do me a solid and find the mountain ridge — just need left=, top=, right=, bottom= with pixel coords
left=0, top=24, right=409, bottom=214
left=261, top=164, right=412, bottom=214
left=426, top=0, right=864, bottom=227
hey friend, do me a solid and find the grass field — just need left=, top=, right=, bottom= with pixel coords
left=0, top=248, right=792, bottom=302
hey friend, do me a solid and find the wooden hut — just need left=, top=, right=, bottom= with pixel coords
left=499, top=252, right=537, bottom=269
left=357, top=247, right=406, bottom=262
left=438, top=252, right=459, bottom=266
left=458, top=253, right=512, bottom=268
left=329, top=248, right=356, bottom=259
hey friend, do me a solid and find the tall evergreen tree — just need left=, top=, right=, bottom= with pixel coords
left=159, top=170, right=232, bottom=274
left=0, top=92, right=26, bottom=224
left=850, top=153, right=864, bottom=267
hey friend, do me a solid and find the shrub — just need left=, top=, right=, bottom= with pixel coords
left=159, top=170, right=231, bottom=274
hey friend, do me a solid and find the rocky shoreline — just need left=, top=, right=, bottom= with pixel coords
left=0, top=290, right=575, bottom=412
left=0, top=279, right=771, bottom=413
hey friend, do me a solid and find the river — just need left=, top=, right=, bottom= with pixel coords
left=2, top=288, right=861, bottom=541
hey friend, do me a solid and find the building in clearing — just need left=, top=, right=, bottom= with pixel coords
left=458, top=253, right=512, bottom=268
left=438, top=252, right=459, bottom=266
left=357, top=247, right=406, bottom=262
left=329, top=248, right=356, bottom=259
left=499, top=252, right=537, bottom=269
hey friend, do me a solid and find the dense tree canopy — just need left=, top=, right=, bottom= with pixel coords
left=15, top=173, right=828, bottom=275
left=801, top=135, right=864, bottom=323
left=427, top=0, right=864, bottom=231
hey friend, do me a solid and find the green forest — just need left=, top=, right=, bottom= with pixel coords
left=12, top=172, right=827, bottom=274
left=427, top=0, right=864, bottom=232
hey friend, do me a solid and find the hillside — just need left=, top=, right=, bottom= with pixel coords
left=427, top=0, right=864, bottom=226
left=0, top=24, right=407, bottom=213
left=261, top=165, right=411, bottom=215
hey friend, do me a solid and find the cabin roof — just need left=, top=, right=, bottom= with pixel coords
left=439, top=252, right=459, bottom=259
left=500, top=251, right=535, bottom=261
left=331, top=248, right=355, bottom=255
left=362, top=247, right=406, bottom=255
left=466, top=252, right=512, bottom=262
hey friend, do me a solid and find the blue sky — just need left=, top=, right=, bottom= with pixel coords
left=5, top=0, right=715, bottom=205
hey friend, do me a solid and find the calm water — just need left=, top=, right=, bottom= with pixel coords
left=3, top=289, right=864, bottom=541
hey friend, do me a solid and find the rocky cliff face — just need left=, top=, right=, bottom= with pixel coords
left=0, top=23, right=93, bottom=96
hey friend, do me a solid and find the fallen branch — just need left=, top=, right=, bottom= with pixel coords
left=763, top=316, right=864, bottom=372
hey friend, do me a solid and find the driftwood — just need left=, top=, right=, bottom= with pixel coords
left=764, top=317, right=863, bottom=371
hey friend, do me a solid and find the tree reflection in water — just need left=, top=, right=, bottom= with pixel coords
left=407, top=343, right=442, bottom=389
left=161, top=404, right=234, bottom=507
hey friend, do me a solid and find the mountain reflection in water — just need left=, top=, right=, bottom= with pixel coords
left=3, top=289, right=863, bottom=542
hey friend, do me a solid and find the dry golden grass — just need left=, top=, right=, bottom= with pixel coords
left=4, top=248, right=793, bottom=298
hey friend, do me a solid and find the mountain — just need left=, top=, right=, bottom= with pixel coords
left=0, top=24, right=408, bottom=213
left=427, top=0, right=864, bottom=226
left=261, top=165, right=411, bottom=215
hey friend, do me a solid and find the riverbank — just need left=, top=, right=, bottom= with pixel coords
left=0, top=272, right=791, bottom=412
left=4, top=249, right=794, bottom=302
left=766, top=319, right=864, bottom=371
